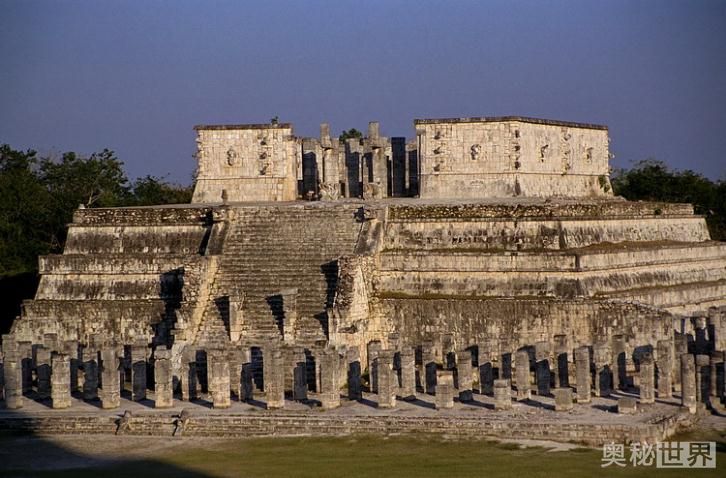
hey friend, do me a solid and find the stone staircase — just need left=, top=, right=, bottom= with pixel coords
left=193, top=203, right=363, bottom=347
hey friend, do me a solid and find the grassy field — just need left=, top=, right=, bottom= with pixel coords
left=1, top=429, right=724, bottom=478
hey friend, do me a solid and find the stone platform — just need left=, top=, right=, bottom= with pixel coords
left=0, top=390, right=703, bottom=447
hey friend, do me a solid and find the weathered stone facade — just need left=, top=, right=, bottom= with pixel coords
left=2, top=116, right=725, bottom=436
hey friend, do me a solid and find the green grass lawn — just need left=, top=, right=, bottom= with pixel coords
left=1, top=430, right=724, bottom=478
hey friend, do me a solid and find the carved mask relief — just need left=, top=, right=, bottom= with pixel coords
left=226, top=148, right=237, bottom=166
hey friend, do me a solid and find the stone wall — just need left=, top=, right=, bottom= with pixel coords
left=415, top=117, right=611, bottom=199
left=192, top=123, right=299, bottom=203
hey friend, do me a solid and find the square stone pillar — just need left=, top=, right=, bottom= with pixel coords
left=376, top=349, right=396, bottom=408
left=280, top=288, right=298, bottom=344
left=515, top=348, right=531, bottom=401
left=478, top=344, right=494, bottom=395
left=264, top=346, right=285, bottom=409
left=81, top=345, right=99, bottom=401
left=99, top=347, right=121, bottom=409
left=346, top=347, right=362, bottom=401
left=639, top=352, right=655, bottom=404
left=291, top=346, right=307, bottom=402
left=611, top=335, right=627, bottom=391
left=493, top=379, right=512, bottom=410
left=435, top=370, right=454, bottom=410
left=695, top=354, right=711, bottom=408
left=51, top=353, right=71, bottom=409
left=695, top=317, right=710, bottom=355
left=63, top=340, right=79, bottom=393
left=130, top=343, right=147, bottom=402
left=592, top=342, right=612, bottom=398
left=534, top=341, right=551, bottom=396
left=3, top=355, right=23, bottom=409
left=240, top=351, right=254, bottom=403
left=680, top=354, right=697, bottom=414
left=673, top=333, right=688, bottom=392
left=36, top=345, right=52, bottom=400
left=441, top=333, right=455, bottom=369
left=208, top=350, right=231, bottom=409
left=574, top=346, right=591, bottom=404
left=180, top=347, right=197, bottom=402
left=319, top=348, right=340, bottom=409
left=456, top=349, right=473, bottom=402
left=553, top=335, right=569, bottom=388
left=656, top=339, right=673, bottom=398
left=399, top=346, right=416, bottom=400
left=154, top=346, right=173, bottom=408
left=553, top=387, right=573, bottom=412
left=367, top=340, right=381, bottom=393
left=710, top=351, right=724, bottom=400
left=17, top=341, right=33, bottom=394
left=228, top=291, right=245, bottom=343
left=423, top=341, right=437, bottom=395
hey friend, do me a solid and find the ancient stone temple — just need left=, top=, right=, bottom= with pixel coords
left=2, top=116, right=725, bottom=425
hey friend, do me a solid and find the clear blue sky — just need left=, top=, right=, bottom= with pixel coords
left=2, top=0, right=725, bottom=183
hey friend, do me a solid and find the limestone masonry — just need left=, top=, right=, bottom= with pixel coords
left=2, top=116, right=725, bottom=441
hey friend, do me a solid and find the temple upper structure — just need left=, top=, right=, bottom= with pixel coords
left=191, top=116, right=612, bottom=203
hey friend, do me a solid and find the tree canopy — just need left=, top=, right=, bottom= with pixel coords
left=0, top=144, right=193, bottom=277
left=611, top=159, right=725, bottom=240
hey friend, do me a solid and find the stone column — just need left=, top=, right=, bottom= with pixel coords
left=695, top=354, right=710, bottom=408
left=18, top=341, right=33, bottom=394
left=656, top=339, right=673, bottom=398
left=574, top=346, right=591, bottom=404
left=553, top=335, right=569, bottom=388
left=240, top=350, right=254, bottom=402
left=673, top=333, right=688, bottom=392
left=81, top=345, right=99, bottom=401
left=63, top=340, right=79, bottom=393
left=399, top=346, right=416, bottom=400
left=592, top=342, right=611, bottom=397
left=695, top=317, right=710, bottom=355
left=36, top=345, right=52, bottom=400
left=611, top=335, right=627, bottom=391
left=681, top=354, right=697, bottom=414
left=50, top=353, right=71, bottom=409
left=535, top=341, right=551, bottom=396
left=553, top=387, right=573, bottom=412
left=367, top=340, right=382, bottom=393
left=515, top=348, right=531, bottom=401
left=710, top=351, right=724, bottom=401
left=346, top=347, right=362, bottom=401
left=456, top=349, right=473, bottom=402
left=264, top=346, right=285, bottom=409
left=639, top=352, right=655, bottom=404
left=228, top=291, right=245, bottom=343
left=154, top=346, right=173, bottom=408
left=3, top=355, right=23, bottom=409
left=423, top=341, right=437, bottom=395
left=280, top=288, right=298, bottom=344
left=319, top=348, right=340, bottom=409
left=130, top=343, right=147, bottom=402
left=493, top=379, right=512, bottom=410
left=208, top=350, right=231, bottom=409
left=292, top=346, right=307, bottom=402
left=376, top=349, right=396, bottom=408
left=435, top=370, right=454, bottom=410
left=441, top=333, right=455, bottom=369
left=99, top=347, right=121, bottom=409
left=180, top=347, right=197, bottom=401
left=478, top=344, right=494, bottom=395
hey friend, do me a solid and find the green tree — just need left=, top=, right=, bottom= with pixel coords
left=338, top=128, right=363, bottom=142
left=0, top=145, right=52, bottom=276
left=612, top=159, right=724, bottom=240
left=131, top=175, right=194, bottom=206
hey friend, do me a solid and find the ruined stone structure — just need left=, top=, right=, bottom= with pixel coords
left=2, top=116, right=725, bottom=437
